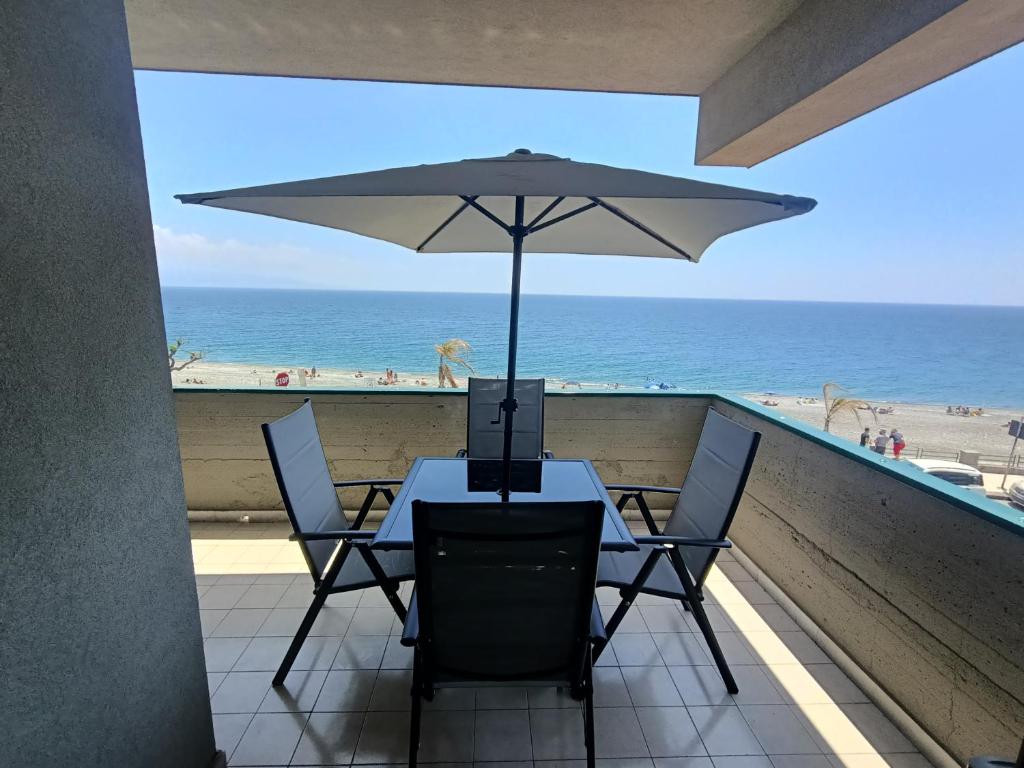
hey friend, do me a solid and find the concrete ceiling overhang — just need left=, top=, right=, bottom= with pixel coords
left=125, top=0, right=1024, bottom=167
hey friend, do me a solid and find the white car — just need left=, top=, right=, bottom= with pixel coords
left=906, top=459, right=987, bottom=495
left=1009, top=479, right=1024, bottom=510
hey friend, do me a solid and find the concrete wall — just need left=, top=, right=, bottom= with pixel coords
left=0, top=3, right=215, bottom=767
left=713, top=398, right=1024, bottom=763
left=175, top=391, right=711, bottom=510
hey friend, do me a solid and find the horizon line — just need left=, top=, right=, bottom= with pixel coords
left=159, top=284, right=1024, bottom=309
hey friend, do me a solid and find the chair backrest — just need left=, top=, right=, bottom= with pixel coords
left=664, top=409, right=760, bottom=588
left=261, top=398, right=349, bottom=581
left=466, top=378, right=545, bottom=459
left=411, top=500, right=604, bottom=685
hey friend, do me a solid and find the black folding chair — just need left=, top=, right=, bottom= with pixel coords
left=596, top=409, right=761, bottom=694
left=261, top=398, right=414, bottom=686
left=403, top=500, right=606, bottom=768
left=456, top=377, right=554, bottom=459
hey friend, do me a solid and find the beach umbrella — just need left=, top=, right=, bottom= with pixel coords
left=176, top=149, right=816, bottom=494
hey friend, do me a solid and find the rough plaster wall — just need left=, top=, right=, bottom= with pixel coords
left=713, top=400, right=1024, bottom=762
left=174, top=392, right=711, bottom=510
left=0, top=3, right=215, bottom=766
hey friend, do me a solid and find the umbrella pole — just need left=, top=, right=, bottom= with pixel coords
left=500, top=195, right=526, bottom=499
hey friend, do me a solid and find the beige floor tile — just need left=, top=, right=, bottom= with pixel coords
left=769, top=755, right=833, bottom=768
left=622, top=666, right=684, bottom=706
left=654, top=633, right=712, bottom=666
left=203, top=637, right=251, bottom=672
left=670, top=665, right=783, bottom=707
left=230, top=711, right=308, bottom=766
left=739, top=704, right=821, bottom=755
left=198, top=584, right=249, bottom=610
left=354, top=710, right=411, bottom=763
left=712, top=758, right=775, bottom=768
left=200, top=609, right=229, bottom=637
left=235, top=583, right=288, bottom=609
left=475, top=709, right=533, bottom=761
left=640, top=605, right=692, bottom=633
left=290, top=711, right=363, bottom=765
left=793, top=704, right=915, bottom=755
left=259, top=669, right=328, bottom=713
left=210, top=671, right=273, bottom=715
left=312, top=669, right=376, bottom=712
left=636, top=707, right=705, bottom=757
left=742, top=633, right=830, bottom=666
left=826, top=753, right=932, bottom=768
left=309, top=606, right=355, bottom=636
left=687, top=706, right=764, bottom=756
left=212, top=713, right=253, bottom=761
left=766, top=665, right=868, bottom=706
left=210, top=608, right=271, bottom=638
left=654, top=758, right=715, bottom=768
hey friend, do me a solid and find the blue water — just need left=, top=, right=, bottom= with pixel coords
left=162, top=287, right=1023, bottom=407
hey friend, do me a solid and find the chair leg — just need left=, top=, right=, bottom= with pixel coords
left=409, top=650, right=422, bottom=768
left=273, top=582, right=329, bottom=687
left=274, top=541, right=351, bottom=687
left=583, top=651, right=596, bottom=768
left=667, top=547, right=738, bottom=694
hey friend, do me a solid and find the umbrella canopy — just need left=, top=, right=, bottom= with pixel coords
left=177, top=149, right=816, bottom=495
left=176, top=149, right=815, bottom=262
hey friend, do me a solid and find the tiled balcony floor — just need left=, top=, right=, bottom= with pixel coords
left=192, top=522, right=932, bottom=768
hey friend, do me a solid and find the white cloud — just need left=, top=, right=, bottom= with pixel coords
left=154, top=225, right=357, bottom=288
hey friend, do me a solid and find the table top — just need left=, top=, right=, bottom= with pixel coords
left=371, top=457, right=638, bottom=552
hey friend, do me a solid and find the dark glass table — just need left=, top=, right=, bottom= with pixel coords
left=371, top=457, right=638, bottom=552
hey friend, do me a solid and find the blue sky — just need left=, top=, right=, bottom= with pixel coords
left=136, top=42, right=1023, bottom=305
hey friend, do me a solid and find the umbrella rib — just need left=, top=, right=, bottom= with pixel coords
left=588, top=197, right=695, bottom=261
left=416, top=197, right=475, bottom=252
left=526, top=196, right=566, bottom=229
left=528, top=201, right=599, bottom=234
left=459, top=195, right=511, bottom=234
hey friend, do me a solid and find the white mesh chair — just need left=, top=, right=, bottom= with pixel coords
left=596, top=409, right=761, bottom=693
left=457, top=377, right=553, bottom=459
left=403, top=500, right=606, bottom=768
left=261, top=398, right=414, bottom=686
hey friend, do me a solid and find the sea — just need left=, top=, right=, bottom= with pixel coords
left=162, top=287, right=1023, bottom=408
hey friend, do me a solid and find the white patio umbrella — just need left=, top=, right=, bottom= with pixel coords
left=177, top=149, right=816, bottom=494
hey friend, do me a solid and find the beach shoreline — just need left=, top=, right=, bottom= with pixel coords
left=171, top=360, right=1022, bottom=458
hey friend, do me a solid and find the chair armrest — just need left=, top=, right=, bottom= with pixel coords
left=400, top=592, right=419, bottom=647
left=634, top=535, right=732, bottom=549
left=589, top=599, right=607, bottom=643
left=542, top=450, right=555, bottom=459
left=289, top=530, right=376, bottom=542
left=455, top=448, right=468, bottom=458
left=333, top=479, right=404, bottom=488
left=604, top=484, right=681, bottom=494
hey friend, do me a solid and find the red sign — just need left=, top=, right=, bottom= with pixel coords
left=275, top=372, right=290, bottom=387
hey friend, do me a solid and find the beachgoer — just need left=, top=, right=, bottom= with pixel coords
left=859, top=427, right=870, bottom=447
left=873, top=430, right=888, bottom=455
left=890, top=428, right=906, bottom=458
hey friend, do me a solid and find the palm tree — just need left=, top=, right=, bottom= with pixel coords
left=821, top=382, right=873, bottom=433
left=435, top=339, right=475, bottom=388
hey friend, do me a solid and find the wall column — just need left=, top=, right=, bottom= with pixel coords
left=0, top=2, right=216, bottom=766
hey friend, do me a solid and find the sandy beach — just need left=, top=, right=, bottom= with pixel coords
left=171, top=360, right=1021, bottom=458
left=744, top=393, right=1020, bottom=458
